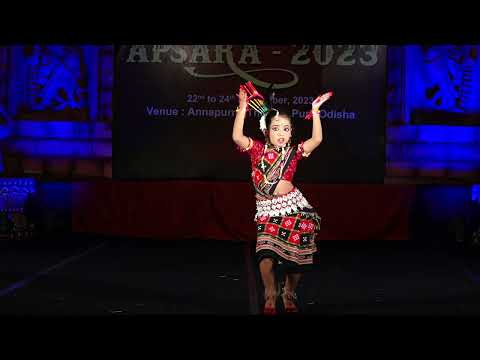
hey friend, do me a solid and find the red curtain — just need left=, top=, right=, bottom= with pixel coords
left=72, top=181, right=416, bottom=241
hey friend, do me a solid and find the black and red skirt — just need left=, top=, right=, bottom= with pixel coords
left=255, top=188, right=321, bottom=272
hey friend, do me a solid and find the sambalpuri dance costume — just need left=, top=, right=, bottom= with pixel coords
left=236, top=81, right=321, bottom=272
left=238, top=138, right=321, bottom=272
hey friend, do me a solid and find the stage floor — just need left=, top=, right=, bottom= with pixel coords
left=1, top=235, right=480, bottom=316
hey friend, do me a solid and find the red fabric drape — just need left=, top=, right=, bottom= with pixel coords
left=72, top=181, right=415, bottom=241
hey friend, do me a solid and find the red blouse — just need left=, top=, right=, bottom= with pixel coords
left=238, top=138, right=309, bottom=182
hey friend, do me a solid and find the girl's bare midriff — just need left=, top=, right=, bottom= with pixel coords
left=274, top=180, right=294, bottom=195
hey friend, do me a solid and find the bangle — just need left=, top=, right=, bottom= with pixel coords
left=236, top=106, right=246, bottom=112
left=312, top=109, right=320, bottom=114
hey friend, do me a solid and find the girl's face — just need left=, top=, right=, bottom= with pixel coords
left=268, top=115, right=292, bottom=147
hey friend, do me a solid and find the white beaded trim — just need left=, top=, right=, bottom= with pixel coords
left=254, top=189, right=312, bottom=220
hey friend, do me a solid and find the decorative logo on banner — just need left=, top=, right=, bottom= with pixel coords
left=124, top=45, right=380, bottom=89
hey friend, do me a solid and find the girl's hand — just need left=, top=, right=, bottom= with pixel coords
left=312, top=91, right=333, bottom=112
left=238, top=88, right=248, bottom=110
